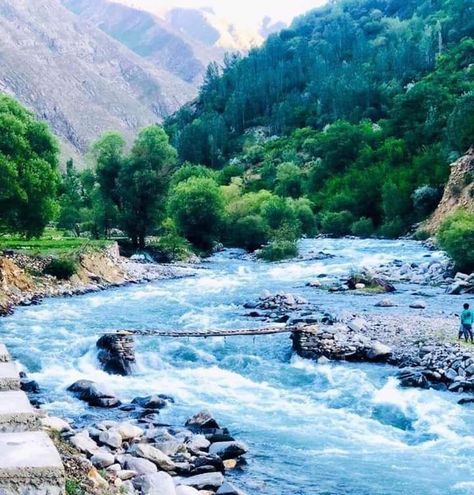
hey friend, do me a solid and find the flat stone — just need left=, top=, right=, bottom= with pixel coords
left=0, top=432, right=64, bottom=492
left=0, top=391, right=39, bottom=432
left=176, top=486, right=200, bottom=495
left=131, top=443, right=176, bottom=471
left=99, top=430, right=122, bottom=449
left=91, top=451, right=115, bottom=469
left=116, top=423, right=144, bottom=440
left=208, top=441, right=248, bottom=460
left=0, top=362, right=20, bottom=391
left=133, top=472, right=176, bottom=495
left=216, top=482, right=246, bottom=495
left=41, top=416, right=71, bottom=433
left=0, top=344, right=10, bottom=363
left=175, top=472, right=224, bottom=490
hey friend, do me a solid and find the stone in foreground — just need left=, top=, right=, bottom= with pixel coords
left=0, top=344, right=10, bottom=363
left=0, top=431, right=65, bottom=495
left=0, top=391, right=39, bottom=432
left=0, top=362, right=20, bottom=391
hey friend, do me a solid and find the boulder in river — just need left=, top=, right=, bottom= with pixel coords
left=217, top=482, right=246, bottom=495
left=96, top=332, right=136, bottom=376
left=185, top=411, right=220, bottom=431
left=208, top=441, right=249, bottom=460
left=132, top=395, right=169, bottom=410
left=67, top=379, right=121, bottom=408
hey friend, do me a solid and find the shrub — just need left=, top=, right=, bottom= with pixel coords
left=261, top=196, right=299, bottom=232
left=230, top=215, right=269, bottom=251
left=291, top=198, right=317, bottom=236
left=43, top=258, right=77, bottom=280
left=320, top=210, right=354, bottom=236
left=438, top=210, right=474, bottom=272
left=275, top=162, right=304, bottom=198
left=351, top=217, right=375, bottom=237
left=168, top=177, right=225, bottom=250
left=170, top=163, right=217, bottom=188
left=219, top=164, right=245, bottom=185
left=150, top=233, right=192, bottom=262
left=411, top=185, right=443, bottom=217
left=414, top=229, right=431, bottom=241
left=258, top=240, right=298, bottom=262
left=378, top=217, right=406, bottom=238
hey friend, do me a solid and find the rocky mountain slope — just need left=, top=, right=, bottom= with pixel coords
left=0, top=0, right=195, bottom=162
left=62, top=0, right=277, bottom=85
left=424, top=148, right=474, bottom=233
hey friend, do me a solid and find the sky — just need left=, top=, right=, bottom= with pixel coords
left=120, top=0, right=328, bottom=28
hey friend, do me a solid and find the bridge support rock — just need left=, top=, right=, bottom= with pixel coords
left=97, top=332, right=136, bottom=376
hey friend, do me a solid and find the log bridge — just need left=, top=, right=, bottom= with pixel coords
left=121, top=326, right=298, bottom=338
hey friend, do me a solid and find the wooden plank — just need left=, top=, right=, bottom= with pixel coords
left=120, top=326, right=298, bottom=338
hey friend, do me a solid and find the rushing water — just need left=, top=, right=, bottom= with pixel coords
left=2, top=238, right=474, bottom=495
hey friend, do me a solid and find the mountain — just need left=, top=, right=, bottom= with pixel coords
left=0, top=0, right=195, bottom=163
left=62, top=0, right=274, bottom=86
left=164, top=0, right=473, bottom=237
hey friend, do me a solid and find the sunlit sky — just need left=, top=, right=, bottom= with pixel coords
left=120, top=0, right=328, bottom=28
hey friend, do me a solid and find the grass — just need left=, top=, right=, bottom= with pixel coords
left=0, top=229, right=111, bottom=257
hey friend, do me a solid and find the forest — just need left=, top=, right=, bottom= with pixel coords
left=0, top=0, right=473, bottom=270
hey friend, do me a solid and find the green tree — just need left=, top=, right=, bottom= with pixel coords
left=58, top=159, right=82, bottom=234
left=169, top=177, right=225, bottom=250
left=275, top=162, right=305, bottom=198
left=119, top=126, right=177, bottom=248
left=0, top=95, right=59, bottom=237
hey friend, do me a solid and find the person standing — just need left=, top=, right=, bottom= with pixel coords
left=460, top=303, right=474, bottom=343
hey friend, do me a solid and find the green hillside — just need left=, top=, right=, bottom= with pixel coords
left=165, top=0, right=474, bottom=238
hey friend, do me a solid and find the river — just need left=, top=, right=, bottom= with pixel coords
left=2, top=238, right=474, bottom=495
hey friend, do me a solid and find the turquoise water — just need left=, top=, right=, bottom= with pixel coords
left=2, top=239, right=474, bottom=495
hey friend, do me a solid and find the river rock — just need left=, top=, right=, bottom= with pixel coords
left=41, top=416, right=71, bottom=433
left=131, top=443, right=177, bottom=471
left=67, top=379, right=121, bottom=408
left=216, top=482, right=246, bottom=495
left=176, top=472, right=224, bottom=490
left=347, top=318, right=368, bottom=332
left=133, top=472, right=176, bottom=495
left=132, top=395, right=168, bottom=410
left=375, top=299, right=397, bottom=308
left=208, top=441, right=248, bottom=460
left=366, top=342, right=392, bottom=361
left=99, top=430, right=122, bottom=449
left=410, top=300, right=427, bottom=309
left=91, top=451, right=115, bottom=468
left=176, top=486, right=200, bottom=495
left=187, top=435, right=210, bottom=452
left=185, top=411, right=220, bottom=431
left=116, top=423, right=144, bottom=440
left=70, top=430, right=99, bottom=455
left=124, top=455, right=158, bottom=475
left=97, top=332, right=136, bottom=376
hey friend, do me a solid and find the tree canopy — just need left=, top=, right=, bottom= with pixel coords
left=0, top=94, right=60, bottom=237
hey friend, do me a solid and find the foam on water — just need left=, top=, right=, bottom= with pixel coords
left=1, top=238, right=473, bottom=494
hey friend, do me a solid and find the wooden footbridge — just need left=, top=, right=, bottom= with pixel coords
left=119, top=326, right=300, bottom=338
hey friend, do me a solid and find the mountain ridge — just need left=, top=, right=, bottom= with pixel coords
left=0, top=0, right=196, bottom=163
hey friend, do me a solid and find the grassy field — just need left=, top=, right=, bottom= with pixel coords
left=0, top=229, right=112, bottom=256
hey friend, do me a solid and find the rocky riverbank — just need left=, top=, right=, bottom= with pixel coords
left=0, top=243, right=196, bottom=317
left=290, top=313, right=474, bottom=400
left=42, top=403, right=247, bottom=495
left=242, top=251, right=474, bottom=400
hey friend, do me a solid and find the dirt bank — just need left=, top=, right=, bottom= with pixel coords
left=0, top=243, right=195, bottom=316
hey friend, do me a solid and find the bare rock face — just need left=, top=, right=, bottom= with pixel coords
left=0, top=0, right=195, bottom=163
left=424, top=147, right=474, bottom=234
